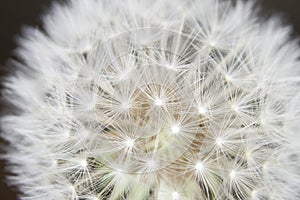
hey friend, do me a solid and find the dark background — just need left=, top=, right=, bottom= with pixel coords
left=0, top=0, right=299, bottom=199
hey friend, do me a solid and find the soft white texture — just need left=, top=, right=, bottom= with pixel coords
left=2, top=0, right=300, bottom=199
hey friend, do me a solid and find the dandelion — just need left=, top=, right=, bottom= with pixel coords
left=1, top=0, right=300, bottom=199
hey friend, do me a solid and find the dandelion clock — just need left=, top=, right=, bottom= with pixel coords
left=1, top=0, right=300, bottom=199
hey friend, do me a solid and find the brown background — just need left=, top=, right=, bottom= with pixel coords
left=0, top=0, right=299, bottom=199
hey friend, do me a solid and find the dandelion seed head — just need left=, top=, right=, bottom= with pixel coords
left=2, top=0, right=300, bottom=199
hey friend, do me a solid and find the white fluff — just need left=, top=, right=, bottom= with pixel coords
left=2, top=0, right=300, bottom=199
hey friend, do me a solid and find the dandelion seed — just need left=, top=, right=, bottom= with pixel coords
left=172, top=191, right=180, bottom=200
left=215, top=137, right=224, bottom=147
left=225, top=74, right=233, bottom=82
left=121, top=101, right=131, bottom=110
left=146, top=159, right=157, bottom=170
left=154, top=98, right=164, bottom=106
left=171, top=125, right=181, bottom=135
left=197, top=105, right=207, bottom=115
left=195, top=161, right=204, bottom=172
left=230, top=170, right=236, bottom=179
left=125, top=138, right=135, bottom=148
left=231, top=104, right=239, bottom=112
left=79, top=160, right=88, bottom=168
left=251, top=189, right=257, bottom=198
left=245, top=151, right=251, bottom=158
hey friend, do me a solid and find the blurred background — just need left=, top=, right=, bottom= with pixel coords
left=0, top=0, right=299, bottom=199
